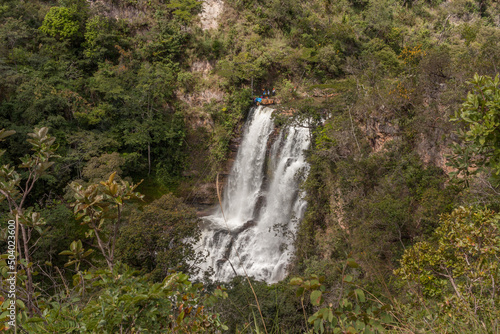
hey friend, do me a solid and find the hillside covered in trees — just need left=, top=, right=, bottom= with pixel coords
left=1, top=0, right=500, bottom=332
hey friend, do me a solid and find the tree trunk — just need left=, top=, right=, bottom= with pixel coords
left=19, top=222, right=34, bottom=316
left=110, top=206, right=121, bottom=270
left=479, top=0, right=486, bottom=16
left=93, top=228, right=114, bottom=271
left=148, top=143, right=151, bottom=176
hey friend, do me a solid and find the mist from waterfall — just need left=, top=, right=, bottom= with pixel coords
left=197, top=106, right=310, bottom=283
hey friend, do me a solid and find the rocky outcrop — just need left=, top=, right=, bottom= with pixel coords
left=363, top=116, right=400, bottom=152
left=415, top=123, right=455, bottom=174
left=200, top=0, right=224, bottom=30
left=89, top=0, right=149, bottom=23
left=362, top=111, right=455, bottom=174
left=191, top=60, right=214, bottom=77
left=177, top=89, right=224, bottom=107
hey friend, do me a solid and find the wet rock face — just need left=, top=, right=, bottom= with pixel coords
left=183, top=114, right=242, bottom=212
left=190, top=183, right=218, bottom=207
left=231, top=220, right=258, bottom=236
left=203, top=219, right=257, bottom=273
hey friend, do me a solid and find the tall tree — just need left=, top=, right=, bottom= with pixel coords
left=0, top=127, right=58, bottom=315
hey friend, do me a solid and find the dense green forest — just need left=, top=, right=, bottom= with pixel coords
left=0, top=0, right=499, bottom=332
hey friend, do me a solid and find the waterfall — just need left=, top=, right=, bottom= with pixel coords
left=197, top=106, right=310, bottom=283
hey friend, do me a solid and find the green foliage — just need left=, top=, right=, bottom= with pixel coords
left=316, top=45, right=343, bottom=77
left=167, top=0, right=204, bottom=24
left=39, top=6, right=81, bottom=41
left=0, top=128, right=226, bottom=332
left=89, top=61, right=129, bottom=101
left=0, top=127, right=59, bottom=321
left=83, top=16, right=121, bottom=62
left=59, top=239, right=94, bottom=271
left=24, top=264, right=228, bottom=333
left=63, top=131, right=120, bottom=176
left=117, top=193, right=202, bottom=279
left=136, top=61, right=178, bottom=102
left=82, top=152, right=125, bottom=182
left=291, top=260, right=394, bottom=333
left=0, top=125, right=227, bottom=332
left=342, top=149, right=456, bottom=264
left=70, top=172, right=144, bottom=270
left=32, top=202, right=87, bottom=270
left=2, top=0, right=500, bottom=331
left=299, top=128, right=459, bottom=277
left=449, top=74, right=500, bottom=184
left=141, top=9, right=189, bottom=62
left=396, top=206, right=499, bottom=299
left=395, top=206, right=500, bottom=330
left=361, top=38, right=401, bottom=76
left=215, top=276, right=304, bottom=333
left=207, top=89, right=252, bottom=174
left=1, top=128, right=58, bottom=214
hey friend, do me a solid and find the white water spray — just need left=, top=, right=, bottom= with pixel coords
left=197, top=106, right=310, bottom=283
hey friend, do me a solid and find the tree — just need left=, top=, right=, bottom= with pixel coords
left=38, top=0, right=89, bottom=43
left=166, top=0, right=204, bottom=24
left=81, top=152, right=125, bottom=183
left=70, top=172, right=144, bottom=271
left=126, top=61, right=178, bottom=175
left=39, top=6, right=81, bottom=42
left=0, top=127, right=58, bottom=316
left=117, top=194, right=202, bottom=280
left=448, top=74, right=500, bottom=185
left=83, top=15, right=120, bottom=62
left=395, top=206, right=500, bottom=323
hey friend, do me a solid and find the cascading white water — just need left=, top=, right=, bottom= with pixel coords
left=197, top=106, right=310, bottom=283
